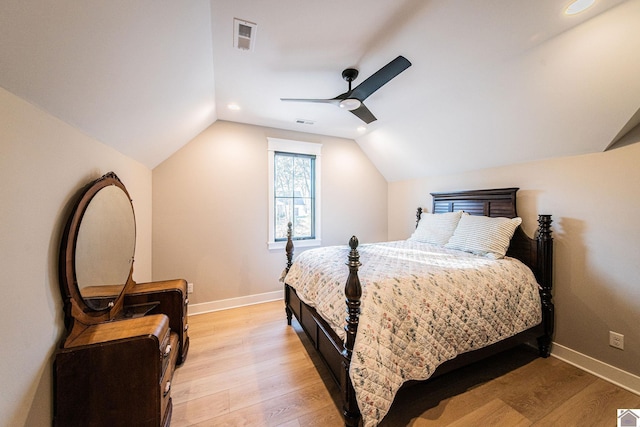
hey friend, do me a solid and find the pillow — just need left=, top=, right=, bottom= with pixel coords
left=409, top=211, right=464, bottom=246
left=444, top=214, right=522, bottom=259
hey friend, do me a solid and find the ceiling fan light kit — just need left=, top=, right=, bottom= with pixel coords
left=339, top=99, right=362, bottom=111
left=281, top=55, right=412, bottom=124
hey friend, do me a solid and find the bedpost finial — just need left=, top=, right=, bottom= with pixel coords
left=349, top=235, right=358, bottom=250
left=347, top=236, right=361, bottom=269
left=537, top=215, right=553, bottom=241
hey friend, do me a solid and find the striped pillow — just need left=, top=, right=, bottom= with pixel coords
left=445, top=214, right=522, bottom=259
left=409, top=211, right=463, bottom=246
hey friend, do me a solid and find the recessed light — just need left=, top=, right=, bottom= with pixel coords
left=565, top=0, right=595, bottom=15
left=227, top=103, right=241, bottom=111
left=357, top=126, right=367, bottom=133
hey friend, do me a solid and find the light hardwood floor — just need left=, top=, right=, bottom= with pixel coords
left=171, top=301, right=640, bottom=426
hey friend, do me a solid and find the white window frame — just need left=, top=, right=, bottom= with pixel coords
left=267, top=137, right=322, bottom=250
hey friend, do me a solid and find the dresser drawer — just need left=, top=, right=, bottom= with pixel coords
left=55, top=315, right=170, bottom=427
left=160, top=327, right=171, bottom=376
left=160, top=332, right=180, bottom=424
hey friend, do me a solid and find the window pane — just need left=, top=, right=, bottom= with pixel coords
left=275, top=197, right=293, bottom=240
left=293, top=156, right=312, bottom=198
left=293, top=197, right=313, bottom=238
left=274, top=155, right=293, bottom=197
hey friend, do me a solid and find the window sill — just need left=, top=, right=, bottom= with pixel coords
left=268, top=238, right=322, bottom=251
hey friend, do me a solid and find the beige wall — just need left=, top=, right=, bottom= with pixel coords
left=388, top=143, right=640, bottom=377
left=0, top=87, right=152, bottom=427
left=152, top=120, right=388, bottom=304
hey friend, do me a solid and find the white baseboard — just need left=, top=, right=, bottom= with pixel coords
left=551, top=343, right=640, bottom=396
left=188, top=290, right=283, bottom=315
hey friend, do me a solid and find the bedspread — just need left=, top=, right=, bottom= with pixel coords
left=284, top=240, right=542, bottom=427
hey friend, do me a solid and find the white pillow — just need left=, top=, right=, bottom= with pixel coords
left=444, top=214, right=522, bottom=259
left=409, top=211, right=464, bottom=246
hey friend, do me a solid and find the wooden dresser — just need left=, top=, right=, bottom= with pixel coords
left=54, top=314, right=178, bottom=426
left=54, top=172, right=190, bottom=427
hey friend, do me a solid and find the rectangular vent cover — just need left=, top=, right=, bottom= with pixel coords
left=234, top=18, right=257, bottom=51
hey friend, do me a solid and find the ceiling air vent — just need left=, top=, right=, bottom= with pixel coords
left=234, top=18, right=257, bottom=51
left=296, top=119, right=315, bottom=125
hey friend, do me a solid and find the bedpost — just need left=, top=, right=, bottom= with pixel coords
left=285, top=221, right=294, bottom=272
left=341, top=236, right=362, bottom=427
left=284, top=222, right=294, bottom=325
left=536, top=214, right=554, bottom=357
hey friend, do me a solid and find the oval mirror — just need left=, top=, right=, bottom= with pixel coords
left=76, top=184, right=136, bottom=310
left=59, top=172, right=136, bottom=326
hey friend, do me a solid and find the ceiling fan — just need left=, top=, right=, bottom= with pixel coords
left=281, top=55, right=412, bottom=124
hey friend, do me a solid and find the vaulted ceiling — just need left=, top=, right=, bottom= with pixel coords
left=2, top=0, right=638, bottom=181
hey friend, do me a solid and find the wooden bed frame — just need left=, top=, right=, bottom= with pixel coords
left=282, top=188, right=554, bottom=427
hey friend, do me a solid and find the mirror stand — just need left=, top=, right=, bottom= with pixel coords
left=54, top=172, right=189, bottom=427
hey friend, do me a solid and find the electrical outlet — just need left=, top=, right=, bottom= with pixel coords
left=609, top=331, right=624, bottom=350
left=187, top=282, right=194, bottom=294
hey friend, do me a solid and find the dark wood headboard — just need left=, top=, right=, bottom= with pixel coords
left=429, top=188, right=552, bottom=290
left=431, top=187, right=518, bottom=217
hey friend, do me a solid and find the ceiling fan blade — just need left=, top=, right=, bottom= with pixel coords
left=280, top=98, right=341, bottom=106
left=350, top=103, right=377, bottom=124
left=349, top=55, right=412, bottom=102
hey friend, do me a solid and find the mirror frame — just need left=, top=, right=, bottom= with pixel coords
left=59, top=172, right=137, bottom=334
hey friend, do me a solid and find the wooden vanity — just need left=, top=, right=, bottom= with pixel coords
left=53, top=172, right=188, bottom=427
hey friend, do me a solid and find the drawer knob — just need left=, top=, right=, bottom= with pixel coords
left=163, top=344, right=172, bottom=357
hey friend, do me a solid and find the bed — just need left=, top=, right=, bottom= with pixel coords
left=281, top=188, right=554, bottom=427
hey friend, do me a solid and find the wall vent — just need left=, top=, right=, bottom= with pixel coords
left=234, top=18, right=257, bottom=51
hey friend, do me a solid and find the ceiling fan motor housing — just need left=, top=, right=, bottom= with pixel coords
left=342, top=68, right=359, bottom=83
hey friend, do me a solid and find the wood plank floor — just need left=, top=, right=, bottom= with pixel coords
left=171, top=301, right=640, bottom=426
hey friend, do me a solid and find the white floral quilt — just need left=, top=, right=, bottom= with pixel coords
left=284, top=240, right=542, bottom=427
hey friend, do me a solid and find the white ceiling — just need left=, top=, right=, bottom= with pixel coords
left=1, top=0, right=639, bottom=181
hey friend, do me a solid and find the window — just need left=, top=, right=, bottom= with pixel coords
left=274, top=152, right=315, bottom=240
left=268, top=138, right=321, bottom=249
